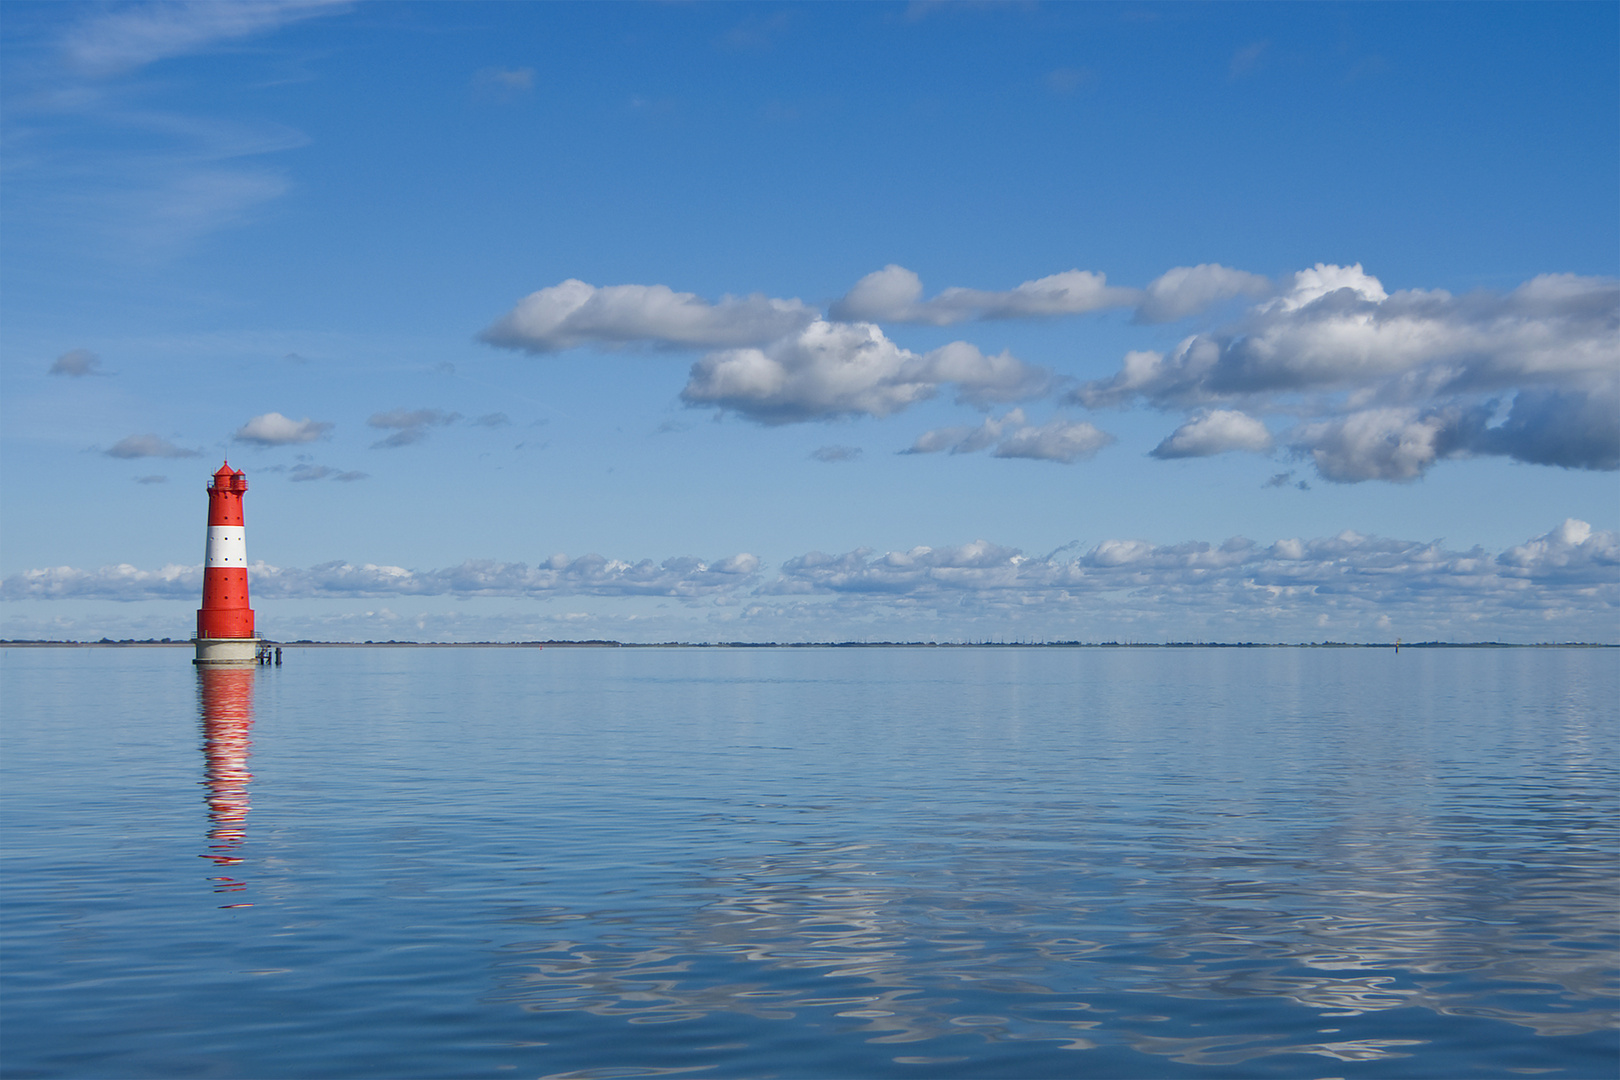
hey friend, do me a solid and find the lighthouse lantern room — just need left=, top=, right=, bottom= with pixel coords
left=194, top=462, right=260, bottom=666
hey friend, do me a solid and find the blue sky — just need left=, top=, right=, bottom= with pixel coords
left=3, top=1, right=1616, bottom=643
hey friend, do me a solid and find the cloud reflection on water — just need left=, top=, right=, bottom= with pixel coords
left=492, top=788, right=1616, bottom=1065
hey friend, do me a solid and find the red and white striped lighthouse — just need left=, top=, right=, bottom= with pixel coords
left=194, top=462, right=259, bottom=666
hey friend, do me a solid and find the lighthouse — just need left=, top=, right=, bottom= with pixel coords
left=194, top=462, right=260, bottom=666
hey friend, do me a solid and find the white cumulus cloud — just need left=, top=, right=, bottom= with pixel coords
left=1074, top=265, right=1620, bottom=481
left=1288, top=407, right=1462, bottom=483
left=6, top=524, right=1613, bottom=643
left=830, top=264, right=1138, bottom=325
left=1151, top=409, right=1273, bottom=458
left=1498, top=518, right=1618, bottom=581
left=753, top=520, right=1618, bottom=641
left=470, top=264, right=1616, bottom=481
left=1, top=552, right=763, bottom=602
left=3, top=562, right=202, bottom=601
left=913, top=340, right=1056, bottom=404
left=1137, top=264, right=1272, bottom=323
left=906, top=409, right=1114, bottom=464
left=235, top=412, right=334, bottom=446
left=480, top=280, right=816, bottom=353
left=680, top=321, right=1054, bottom=424
left=832, top=263, right=1269, bottom=326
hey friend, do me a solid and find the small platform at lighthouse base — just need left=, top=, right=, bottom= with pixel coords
left=194, top=637, right=261, bottom=666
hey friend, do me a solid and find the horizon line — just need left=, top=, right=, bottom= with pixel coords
left=3, top=639, right=1615, bottom=650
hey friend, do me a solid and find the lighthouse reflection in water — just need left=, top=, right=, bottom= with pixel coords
left=197, top=666, right=256, bottom=907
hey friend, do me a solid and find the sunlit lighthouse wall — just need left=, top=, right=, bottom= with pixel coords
left=194, top=463, right=259, bottom=666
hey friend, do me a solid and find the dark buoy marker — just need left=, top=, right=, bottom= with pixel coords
left=194, top=463, right=260, bottom=666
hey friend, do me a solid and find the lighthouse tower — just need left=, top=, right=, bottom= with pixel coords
left=194, top=462, right=260, bottom=666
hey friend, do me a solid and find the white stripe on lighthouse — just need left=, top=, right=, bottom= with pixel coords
left=205, top=526, right=248, bottom=567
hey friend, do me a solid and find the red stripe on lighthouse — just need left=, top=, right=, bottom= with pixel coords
left=197, top=462, right=255, bottom=640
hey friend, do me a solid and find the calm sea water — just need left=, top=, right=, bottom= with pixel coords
left=2, top=645, right=1616, bottom=1079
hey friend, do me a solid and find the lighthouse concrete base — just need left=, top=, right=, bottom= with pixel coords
left=194, top=637, right=260, bottom=666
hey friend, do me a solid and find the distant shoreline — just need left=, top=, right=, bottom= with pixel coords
left=2, top=639, right=1613, bottom=650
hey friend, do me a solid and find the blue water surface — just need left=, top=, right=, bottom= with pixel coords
left=2, top=645, right=1616, bottom=1078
